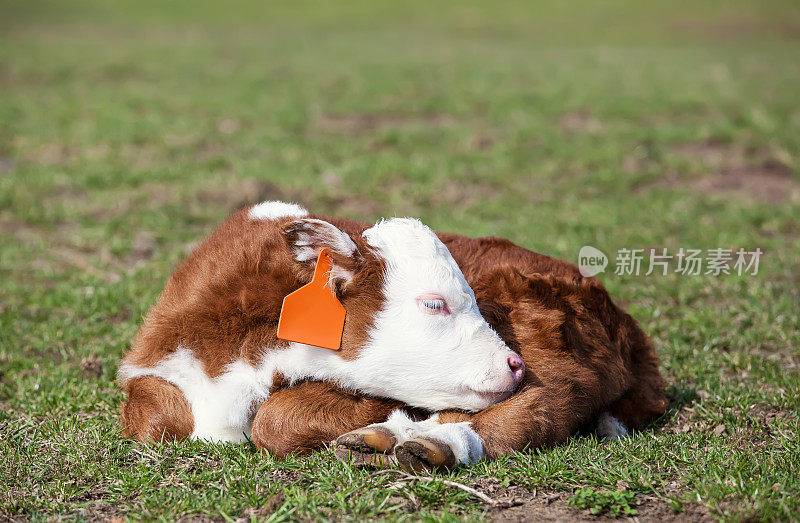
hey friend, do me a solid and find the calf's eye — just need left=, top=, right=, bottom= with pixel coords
left=417, top=295, right=450, bottom=315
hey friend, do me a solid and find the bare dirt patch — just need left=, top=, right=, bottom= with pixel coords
left=666, top=395, right=796, bottom=443
left=671, top=16, right=800, bottom=41
left=488, top=490, right=580, bottom=522
left=366, top=473, right=707, bottom=522
left=78, top=504, right=126, bottom=521
left=242, top=492, right=286, bottom=521
left=634, top=495, right=712, bottom=522
left=732, top=404, right=798, bottom=449
left=312, top=112, right=456, bottom=135
left=445, top=180, right=501, bottom=206
left=81, top=175, right=381, bottom=224
left=486, top=483, right=707, bottom=522
left=382, top=174, right=508, bottom=216
left=747, top=403, right=796, bottom=422
left=467, top=131, right=498, bottom=151
left=640, top=141, right=799, bottom=204
left=0, top=212, right=156, bottom=283
left=0, top=154, right=14, bottom=173
left=84, top=181, right=180, bottom=221
left=197, top=178, right=384, bottom=220
left=559, top=111, right=605, bottom=135
left=195, top=179, right=284, bottom=210
left=675, top=142, right=797, bottom=203
left=79, top=355, right=103, bottom=378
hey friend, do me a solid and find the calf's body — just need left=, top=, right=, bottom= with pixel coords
left=119, top=201, right=667, bottom=468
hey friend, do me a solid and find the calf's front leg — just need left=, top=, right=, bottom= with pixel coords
left=252, top=375, right=665, bottom=472
left=249, top=379, right=591, bottom=472
left=250, top=381, right=476, bottom=468
left=335, top=383, right=582, bottom=473
left=251, top=380, right=408, bottom=458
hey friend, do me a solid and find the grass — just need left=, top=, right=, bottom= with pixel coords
left=569, top=488, right=638, bottom=517
left=1, top=0, right=799, bottom=520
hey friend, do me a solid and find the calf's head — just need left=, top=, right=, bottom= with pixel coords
left=283, top=217, right=524, bottom=412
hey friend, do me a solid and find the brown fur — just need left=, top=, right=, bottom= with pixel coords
left=120, top=376, right=194, bottom=442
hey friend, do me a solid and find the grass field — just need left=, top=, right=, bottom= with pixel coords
left=2, top=0, right=799, bottom=520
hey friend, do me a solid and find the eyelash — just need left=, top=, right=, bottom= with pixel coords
left=419, top=297, right=450, bottom=315
left=422, top=299, right=445, bottom=310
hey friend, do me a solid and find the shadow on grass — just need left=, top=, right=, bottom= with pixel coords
left=651, top=382, right=699, bottom=431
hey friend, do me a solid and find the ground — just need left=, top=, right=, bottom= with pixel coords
left=1, top=0, right=799, bottom=520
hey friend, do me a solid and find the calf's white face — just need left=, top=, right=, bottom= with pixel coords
left=284, top=216, right=524, bottom=412
left=357, top=218, right=524, bottom=411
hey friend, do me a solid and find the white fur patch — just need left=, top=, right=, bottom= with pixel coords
left=289, top=218, right=358, bottom=262
left=369, top=410, right=484, bottom=465
left=118, top=347, right=270, bottom=443
left=118, top=342, right=355, bottom=443
left=596, top=412, right=629, bottom=441
left=248, top=201, right=308, bottom=221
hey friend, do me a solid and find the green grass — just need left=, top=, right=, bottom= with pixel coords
left=569, top=488, right=638, bottom=517
left=1, top=0, right=799, bottom=520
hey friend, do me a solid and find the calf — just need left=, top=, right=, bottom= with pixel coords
left=249, top=218, right=669, bottom=471
left=118, top=202, right=525, bottom=443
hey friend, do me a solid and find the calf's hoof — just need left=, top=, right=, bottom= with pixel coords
left=333, top=427, right=397, bottom=467
left=395, top=437, right=456, bottom=474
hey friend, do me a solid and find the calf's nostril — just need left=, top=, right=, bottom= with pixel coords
left=507, top=354, right=525, bottom=381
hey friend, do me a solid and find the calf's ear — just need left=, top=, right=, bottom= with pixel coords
left=283, top=218, right=363, bottom=290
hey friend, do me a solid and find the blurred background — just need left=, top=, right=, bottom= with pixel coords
left=1, top=0, right=799, bottom=519
left=2, top=1, right=799, bottom=246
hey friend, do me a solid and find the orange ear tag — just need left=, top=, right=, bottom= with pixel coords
left=277, top=248, right=346, bottom=350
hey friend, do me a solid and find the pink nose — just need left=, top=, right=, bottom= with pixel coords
left=507, top=353, right=525, bottom=384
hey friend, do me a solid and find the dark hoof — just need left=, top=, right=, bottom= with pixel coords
left=395, top=438, right=456, bottom=474
left=333, top=427, right=397, bottom=468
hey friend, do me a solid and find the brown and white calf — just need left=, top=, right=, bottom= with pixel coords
left=245, top=213, right=670, bottom=471
left=118, top=201, right=525, bottom=443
